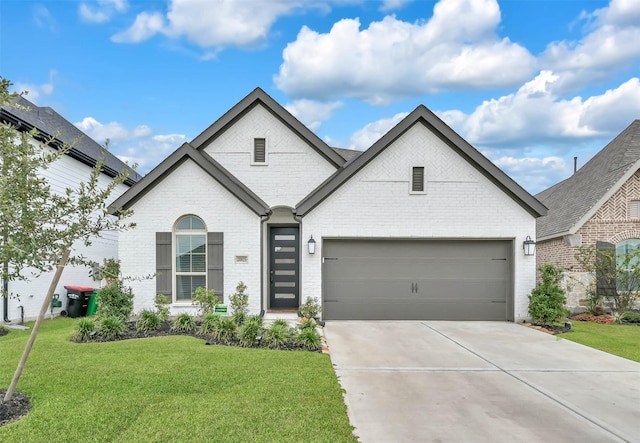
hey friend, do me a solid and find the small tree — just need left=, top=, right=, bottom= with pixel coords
left=528, top=264, right=567, bottom=325
left=576, top=244, right=640, bottom=318
left=192, top=287, right=219, bottom=316
left=229, top=281, right=249, bottom=315
left=1, top=77, right=135, bottom=402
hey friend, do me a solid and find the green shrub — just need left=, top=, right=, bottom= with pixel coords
left=238, top=318, right=264, bottom=347
left=171, top=313, right=196, bottom=333
left=154, top=294, right=171, bottom=321
left=529, top=264, right=568, bottom=325
left=192, top=287, right=219, bottom=316
left=229, top=281, right=249, bottom=315
left=264, top=323, right=292, bottom=349
left=199, top=313, right=220, bottom=335
left=213, top=317, right=237, bottom=343
left=300, top=296, right=322, bottom=319
left=295, top=327, right=321, bottom=351
left=271, top=319, right=289, bottom=328
left=96, top=284, right=134, bottom=321
left=137, top=309, right=161, bottom=334
left=71, top=317, right=96, bottom=341
left=620, top=311, right=640, bottom=323
left=232, top=311, right=246, bottom=326
left=98, top=315, right=127, bottom=339
left=298, top=318, right=317, bottom=331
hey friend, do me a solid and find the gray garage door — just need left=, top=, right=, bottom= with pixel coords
left=322, top=239, right=512, bottom=321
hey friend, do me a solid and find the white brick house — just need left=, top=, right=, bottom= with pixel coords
left=0, top=96, right=141, bottom=323
left=112, top=88, right=547, bottom=321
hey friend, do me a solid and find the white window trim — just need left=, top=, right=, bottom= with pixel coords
left=409, top=165, right=427, bottom=195
left=250, top=136, right=269, bottom=166
left=173, top=216, right=207, bottom=304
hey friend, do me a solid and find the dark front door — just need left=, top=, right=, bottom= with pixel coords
left=269, top=227, right=300, bottom=309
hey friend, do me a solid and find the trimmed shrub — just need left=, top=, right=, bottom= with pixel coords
left=529, top=264, right=568, bottom=325
left=98, top=315, right=127, bottom=340
left=137, top=309, right=161, bottom=334
left=199, top=313, right=220, bottom=335
left=171, top=313, right=196, bottom=333
left=620, top=311, right=640, bottom=324
left=238, top=318, right=263, bottom=347
left=295, top=327, right=321, bottom=352
left=213, top=317, right=237, bottom=344
left=264, top=323, right=292, bottom=349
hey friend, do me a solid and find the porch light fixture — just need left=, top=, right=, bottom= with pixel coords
left=523, top=236, right=536, bottom=256
left=308, top=235, right=316, bottom=254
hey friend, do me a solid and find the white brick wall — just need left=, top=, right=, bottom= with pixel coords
left=299, top=124, right=537, bottom=321
left=3, top=147, right=131, bottom=322
left=120, top=160, right=263, bottom=316
left=202, top=104, right=338, bottom=208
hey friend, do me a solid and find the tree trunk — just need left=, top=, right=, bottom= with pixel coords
left=3, top=249, right=70, bottom=403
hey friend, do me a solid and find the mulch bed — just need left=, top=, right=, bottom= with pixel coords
left=0, top=390, right=30, bottom=427
left=526, top=322, right=572, bottom=335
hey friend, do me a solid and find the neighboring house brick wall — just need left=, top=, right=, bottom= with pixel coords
left=119, top=160, right=263, bottom=316
left=203, top=104, right=337, bottom=208
left=537, top=170, right=640, bottom=308
left=300, top=124, right=537, bottom=321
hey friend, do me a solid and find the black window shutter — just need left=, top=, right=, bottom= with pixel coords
left=207, top=232, right=224, bottom=302
left=156, top=232, right=172, bottom=298
left=596, top=241, right=616, bottom=297
left=254, top=138, right=266, bottom=162
left=412, top=167, right=424, bottom=192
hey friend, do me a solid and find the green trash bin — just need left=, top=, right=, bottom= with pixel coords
left=86, top=290, right=99, bottom=316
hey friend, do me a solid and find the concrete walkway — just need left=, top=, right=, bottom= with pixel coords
left=324, top=321, right=640, bottom=443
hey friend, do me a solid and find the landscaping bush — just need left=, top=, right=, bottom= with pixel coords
left=136, top=309, right=161, bottom=335
left=96, top=284, right=134, bottom=321
left=229, top=281, right=249, bottom=315
left=299, top=296, right=322, bottom=319
left=295, top=327, right=321, bottom=351
left=571, top=313, right=614, bottom=324
left=199, top=312, right=220, bottom=335
left=620, top=311, right=640, bottom=324
left=154, top=294, right=171, bottom=321
left=71, top=317, right=96, bottom=341
left=264, top=322, right=293, bottom=349
left=192, top=287, right=219, bottom=316
left=232, top=311, right=246, bottom=326
left=212, top=317, right=237, bottom=344
left=97, top=315, right=127, bottom=339
left=238, top=318, right=263, bottom=347
left=171, top=313, right=196, bottom=333
left=529, top=264, right=568, bottom=325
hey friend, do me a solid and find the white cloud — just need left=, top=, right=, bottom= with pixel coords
left=75, top=117, right=151, bottom=144
left=541, top=0, right=640, bottom=93
left=79, top=0, right=129, bottom=23
left=380, top=0, right=413, bottom=11
left=348, top=112, right=409, bottom=150
left=112, top=0, right=303, bottom=47
left=32, top=4, right=56, bottom=31
left=14, top=70, right=56, bottom=104
left=285, top=99, right=343, bottom=131
left=275, top=0, right=536, bottom=103
left=493, top=155, right=571, bottom=195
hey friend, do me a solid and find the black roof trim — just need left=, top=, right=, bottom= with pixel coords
left=190, top=87, right=346, bottom=168
left=296, top=105, right=547, bottom=218
left=0, top=96, right=141, bottom=186
left=110, top=143, right=270, bottom=216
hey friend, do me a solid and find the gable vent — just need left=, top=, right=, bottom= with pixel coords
left=630, top=200, right=640, bottom=219
left=254, top=138, right=266, bottom=163
left=412, top=166, right=425, bottom=192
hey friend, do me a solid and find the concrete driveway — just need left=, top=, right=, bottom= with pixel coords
left=324, top=321, right=640, bottom=443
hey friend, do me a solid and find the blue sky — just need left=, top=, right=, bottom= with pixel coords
left=1, top=0, right=639, bottom=194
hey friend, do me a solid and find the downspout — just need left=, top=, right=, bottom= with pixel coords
left=259, top=211, right=272, bottom=313
left=293, top=212, right=304, bottom=308
left=3, top=263, right=9, bottom=322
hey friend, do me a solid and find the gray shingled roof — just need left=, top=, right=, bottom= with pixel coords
left=332, top=147, right=362, bottom=162
left=0, top=96, right=142, bottom=185
left=536, top=120, right=640, bottom=240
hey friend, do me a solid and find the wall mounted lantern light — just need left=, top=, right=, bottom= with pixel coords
left=523, top=236, right=536, bottom=256
left=308, top=235, right=316, bottom=254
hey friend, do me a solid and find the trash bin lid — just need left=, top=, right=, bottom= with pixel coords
left=64, top=286, right=95, bottom=291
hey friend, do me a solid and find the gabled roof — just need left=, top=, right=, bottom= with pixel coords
left=332, top=147, right=362, bottom=162
left=296, top=104, right=548, bottom=218
left=110, top=143, right=270, bottom=216
left=0, top=96, right=142, bottom=185
left=536, top=120, right=640, bottom=240
left=190, top=87, right=346, bottom=169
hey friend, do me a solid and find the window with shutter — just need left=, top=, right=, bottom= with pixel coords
left=410, top=166, right=425, bottom=194
left=253, top=138, right=266, bottom=164
left=174, top=215, right=207, bottom=302
left=630, top=200, right=640, bottom=219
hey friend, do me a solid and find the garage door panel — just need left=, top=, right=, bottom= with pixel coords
left=323, top=239, right=512, bottom=321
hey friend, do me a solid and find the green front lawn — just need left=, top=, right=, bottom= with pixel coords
left=560, top=321, right=640, bottom=363
left=0, top=318, right=357, bottom=442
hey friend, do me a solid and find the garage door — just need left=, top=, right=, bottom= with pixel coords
left=322, top=239, right=512, bottom=321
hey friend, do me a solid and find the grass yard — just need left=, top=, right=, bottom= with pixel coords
left=560, top=321, right=640, bottom=363
left=0, top=318, right=357, bottom=442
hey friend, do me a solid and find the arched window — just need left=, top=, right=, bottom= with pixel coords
left=615, top=239, right=640, bottom=292
left=174, top=215, right=207, bottom=301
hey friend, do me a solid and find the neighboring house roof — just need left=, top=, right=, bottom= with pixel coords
left=190, top=87, right=346, bottom=169
left=110, top=143, right=271, bottom=216
left=536, top=120, right=640, bottom=240
left=332, top=147, right=362, bottom=162
left=0, top=95, right=142, bottom=185
left=296, top=105, right=548, bottom=218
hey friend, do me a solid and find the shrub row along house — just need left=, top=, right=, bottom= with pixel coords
left=111, top=88, right=547, bottom=321
left=0, top=96, right=141, bottom=323
left=535, top=120, right=640, bottom=310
